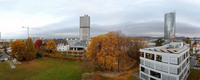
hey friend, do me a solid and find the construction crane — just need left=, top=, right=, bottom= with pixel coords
left=22, top=25, right=39, bottom=38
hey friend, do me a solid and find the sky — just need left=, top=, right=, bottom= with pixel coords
left=0, top=0, right=200, bottom=39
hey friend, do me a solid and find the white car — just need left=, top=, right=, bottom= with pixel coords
left=4, top=58, right=8, bottom=61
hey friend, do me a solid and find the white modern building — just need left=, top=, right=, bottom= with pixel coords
left=80, top=14, right=90, bottom=40
left=139, top=42, right=190, bottom=80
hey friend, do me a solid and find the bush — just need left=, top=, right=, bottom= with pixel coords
left=81, top=72, right=94, bottom=80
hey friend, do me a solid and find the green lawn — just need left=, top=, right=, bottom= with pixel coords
left=0, top=58, right=84, bottom=80
left=187, top=69, right=200, bottom=80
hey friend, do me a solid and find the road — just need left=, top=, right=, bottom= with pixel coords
left=0, top=49, right=16, bottom=69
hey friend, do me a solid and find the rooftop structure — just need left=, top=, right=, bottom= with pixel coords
left=139, top=42, right=190, bottom=80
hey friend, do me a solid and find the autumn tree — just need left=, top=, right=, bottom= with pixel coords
left=24, top=38, right=36, bottom=61
left=45, top=40, right=56, bottom=53
left=34, top=40, right=42, bottom=50
left=182, top=38, right=191, bottom=45
left=86, top=31, right=130, bottom=71
left=127, top=37, right=147, bottom=65
left=10, top=40, right=25, bottom=60
left=155, top=38, right=164, bottom=46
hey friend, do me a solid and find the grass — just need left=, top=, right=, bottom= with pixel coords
left=0, top=57, right=84, bottom=80
left=187, top=69, right=200, bottom=80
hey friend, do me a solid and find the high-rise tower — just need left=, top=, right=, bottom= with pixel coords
left=80, top=14, right=90, bottom=40
left=164, top=12, right=176, bottom=42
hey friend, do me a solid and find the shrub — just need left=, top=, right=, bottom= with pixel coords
left=81, top=72, right=94, bottom=80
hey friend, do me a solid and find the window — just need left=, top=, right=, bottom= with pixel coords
left=162, top=74, right=169, bottom=80
left=140, top=52, right=144, bottom=57
left=141, top=66, right=149, bottom=74
left=146, top=53, right=154, bottom=60
left=156, top=64, right=161, bottom=71
left=141, top=73, right=149, bottom=80
left=140, top=59, right=144, bottom=65
left=150, top=70, right=161, bottom=78
left=156, top=55, right=162, bottom=62
left=170, top=57, right=178, bottom=65
left=162, top=65, right=168, bottom=72
left=150, top=77, right=156, bottom=80
left=170, top=67, right=178, bottom=74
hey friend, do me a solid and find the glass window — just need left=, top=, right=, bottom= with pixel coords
left=156, top=55, right=162, bottom=62
left=162, top=74, right=169, bottom=80
left=162, top=65, right=168, bottom=72
left=162, top=55, right=168, bottom=63
left=170, top=76, right=176, bottom=80
left=141, top=73, right=149, bottom=80
left=156, top=64, right=161, bottom=71
left=140, top=52, right=144, bottom=57
left=146, top=53, right=154, bottom=60
left=141, top=66, right=149, bottom=74
left=140, top=59, right=144, bottom=65
left=170, top=67, right=178, bottom=74
left=150, top=70, right=161, bottom=78
left=150, top=77, right=156, bottom=80
left=170, top=57, right=178, bottom=65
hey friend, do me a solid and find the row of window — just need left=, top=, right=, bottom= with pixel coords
left=141, top=66, right=177, bottom=80
left=141, top=57, right=190, bottom=75
left=140, top=51, right=189, bottom=65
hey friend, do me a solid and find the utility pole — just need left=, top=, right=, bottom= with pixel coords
left=22, top=26, right=29, bottom=38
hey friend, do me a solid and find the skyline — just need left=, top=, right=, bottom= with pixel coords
left=0, top=0, right=200, bottom=39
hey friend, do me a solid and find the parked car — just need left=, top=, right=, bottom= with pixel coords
left=0, top=59, right=5, bottom=62
left=4, top=58, right=8, bottom=61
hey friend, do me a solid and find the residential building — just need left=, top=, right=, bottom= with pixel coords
left=193, top=42, right=200, bottom=54
left=139, top=42, right=190, bottom=80
left=164, top=12, right=176, bottom=43
left=55, top=39, right=69, bottom=52
left=67, top=40, right=88, bottom=57
left=80, top=14, right=90, bottom=40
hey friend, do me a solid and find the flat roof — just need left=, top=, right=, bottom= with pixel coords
left=142, top=42, right=189, bottom=54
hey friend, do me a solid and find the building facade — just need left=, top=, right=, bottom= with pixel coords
left=164, top=12, right=176, bottom=43
left=193, top=42, right=200, bottom=54
left=80, top=14, right=90, bottom=40
left=139, top=42, right=190, bottom=80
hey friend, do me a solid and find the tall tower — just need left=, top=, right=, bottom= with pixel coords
left=80, top=14, right=90, bottom=40
left=164, top=12, right=176, bottom=42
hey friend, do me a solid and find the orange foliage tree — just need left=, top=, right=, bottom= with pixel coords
left=86, top=31, right=130, bottom=71
left=11, top=38, right=36, bottom=61
left=45, top=40, right=56, bottom=53
left=10, top=40, right=25, bottom=60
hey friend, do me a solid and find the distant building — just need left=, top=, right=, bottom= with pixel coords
left=164, top=12, right=176, bottom=43
left=193, top=42, right=200, bottom=54
left=80, top=14, right=90, bottom=40
left=139, top=42, right=190, bottom=80
left=55, top=39, right=69, bottom=52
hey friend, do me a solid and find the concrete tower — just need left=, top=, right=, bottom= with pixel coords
left=164, top=12, right=176, bottom=42
left=80, top=14, right=90, bottom=40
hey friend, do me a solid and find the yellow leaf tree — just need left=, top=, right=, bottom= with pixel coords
left=10, top=40, right=25, bottom=60
left=86, top=31, right=129, bottom=71
left=45, top=40, right=56, bottom=53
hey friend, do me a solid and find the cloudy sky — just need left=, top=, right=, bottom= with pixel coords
left=0, top=0, right=200, bottom=39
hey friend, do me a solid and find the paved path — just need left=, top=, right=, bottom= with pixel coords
left=132, top=71, right=139, bottom=79
left=0, top=49, right=16, bottom=69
